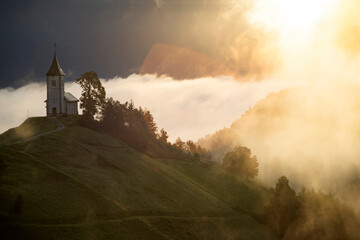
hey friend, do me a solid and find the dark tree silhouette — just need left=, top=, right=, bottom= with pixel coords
left=264, top=176, right=300, bottom=238
left=99, top=98, right=188, bottom=160
left=76, top=71, right=106, bottom=120
left=158, top=128, right=169, bottom=143
left=186, top=140, right=197, bottom=153
left=139, top=107, right=158, bottom=136
left=222, top=146, right=259, bottom=179
left=100, top=97, right=125, bottom=132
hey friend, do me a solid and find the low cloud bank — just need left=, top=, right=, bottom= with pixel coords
left=0, top=74, right=292, bottom=142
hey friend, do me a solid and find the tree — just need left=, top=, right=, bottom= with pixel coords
left=158, top=128, right=169, bottom=143
left=196, top=145, right=205, bottom=155
left=174, top=137, right=185, bottom=150
left=263, top=176, right=301, bottom=238
left=139, top=107, right=158, bottom=136
left=186, top=140, right=197, bottom=153
left=261, top=176, right=353, bottom=240
left=100, top=97, right=125, bottom=132
left=76, top=71, right=106, bottom=120
left=222, top=146, right=259, bottom=179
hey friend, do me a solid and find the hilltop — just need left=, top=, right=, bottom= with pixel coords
left=0, top=116, right=276, bottom=240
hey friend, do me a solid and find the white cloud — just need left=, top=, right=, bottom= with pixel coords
left=0, top=74, right=292, bottom=142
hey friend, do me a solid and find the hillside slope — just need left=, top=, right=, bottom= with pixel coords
left=0, top=118, right=57, bottom=145
left=197, top=84, right=360, bottom=206
left=0, top=117, right=277, bottom=240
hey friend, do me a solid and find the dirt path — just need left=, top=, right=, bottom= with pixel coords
left=2, top=117, right=65, bottom=146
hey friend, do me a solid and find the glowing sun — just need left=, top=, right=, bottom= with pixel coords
left=248, top=0, right=339, bottom=39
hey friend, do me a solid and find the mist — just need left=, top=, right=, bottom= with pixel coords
left=199, top=82, right=360, bottom=210
left=0, top=74, right=291, bottom=142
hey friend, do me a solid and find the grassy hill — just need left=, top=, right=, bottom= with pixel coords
left=0, top=118, right=57, bottom=145
left=0, top=117, right=277, bottom=240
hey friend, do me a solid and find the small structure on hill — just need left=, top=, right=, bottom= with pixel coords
left=45, top=45, right=78, bottom=116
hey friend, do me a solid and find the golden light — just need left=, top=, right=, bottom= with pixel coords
left=248, top=0, right=339, bottom=41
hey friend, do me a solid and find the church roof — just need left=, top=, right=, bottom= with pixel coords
left=64, top=92, right=79, bottom=102
left=46, top=51, right=65, bottom=76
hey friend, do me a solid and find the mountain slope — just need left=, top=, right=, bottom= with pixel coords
left=0, top=117, right=277, bottom=240
left=197, top=84, right=360, bottom=206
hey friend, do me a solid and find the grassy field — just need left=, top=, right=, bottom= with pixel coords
left=0, top=117, right=57, bottom=145
left=0, top=117, right=277, bottom=240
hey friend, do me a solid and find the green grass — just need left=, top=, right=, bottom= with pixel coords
left=0, top=117, right=57, bottom=145
left=0, top=118, right=277, bottom=240
left=145, top=215, right=277, bottom=240
left=57, top=115, right=81, bottom=126
left=1, top=216, right=277, bottom=240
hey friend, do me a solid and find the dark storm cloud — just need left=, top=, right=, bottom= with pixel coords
left=0, top=0, right=275, bottom=88
left=0, top=0, right=154, bottom=87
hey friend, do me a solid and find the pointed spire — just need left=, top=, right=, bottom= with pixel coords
left=46, top=43, right=65, bottom=76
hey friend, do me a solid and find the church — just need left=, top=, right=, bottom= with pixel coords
left=45, top=48, right=79, bottom=116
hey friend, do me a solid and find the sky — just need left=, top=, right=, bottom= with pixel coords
left=0, top=0, right=257, bottom=88
left=3, top=0, right=359, bottom=88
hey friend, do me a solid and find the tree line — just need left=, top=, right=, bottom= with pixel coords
left=76, top=71, right=209, bottom=160
left=257, top=175, right=358, bottom=240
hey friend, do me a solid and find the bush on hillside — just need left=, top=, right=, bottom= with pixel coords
left=222, top=146, right=259, bottom=179
left=173, top=137, right=211, bottom=161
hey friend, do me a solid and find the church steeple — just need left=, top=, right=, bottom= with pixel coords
left=46, top=43, right=65, bottom=76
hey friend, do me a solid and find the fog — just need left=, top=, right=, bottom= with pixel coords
left=198, top=83, right=360, bottom=211
left=0, top=74, right=292, bottom=142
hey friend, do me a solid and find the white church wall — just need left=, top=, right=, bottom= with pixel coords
left=66, top=102, right=78, bottom=115
left=46, top=76, right=65, bottom=116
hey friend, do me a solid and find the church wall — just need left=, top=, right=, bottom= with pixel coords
left=66, top=101, right=78, bottom=115
left=46, top=76, right=65, bottom=116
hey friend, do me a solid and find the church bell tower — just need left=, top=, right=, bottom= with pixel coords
left=45, top=44, right=65, bottom=116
